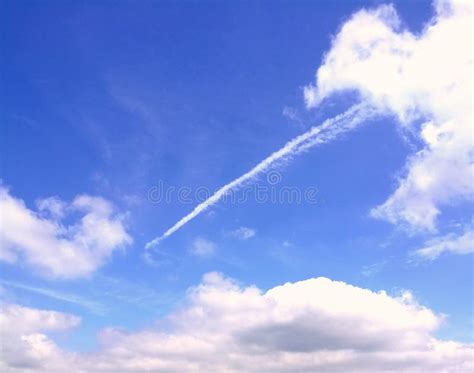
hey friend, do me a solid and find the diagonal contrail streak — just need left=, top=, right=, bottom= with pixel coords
left=145, top=103, right=377, bottom=249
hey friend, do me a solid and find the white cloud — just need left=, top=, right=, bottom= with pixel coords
left=282, top=106, right=304, bottom=128
left=229, top=226, right=256, bottom=240
left=1, top=273, right=473, bottom=371
left=0, top=187, right=132, bottom=279
left=0, top=303, right=79, bottom=371
left=35, top=197, right=66, bottom=220
left=304, top=0, right=473, bottom=231
left=361, top=260, right=387, bottom=277
left=189, top=237, right=216, bottom=257
left=412, top=229, right=474, bottom=260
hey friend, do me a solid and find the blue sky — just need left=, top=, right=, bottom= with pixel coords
left=0, top=0, right=473, bottom=371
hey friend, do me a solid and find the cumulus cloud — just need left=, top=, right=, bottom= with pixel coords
left=412, top=229, right=474, bottom=260
left=228, top=226, right=256, bottom=240
left=0, top=187, right=132, bottom=279
left=189, top=237, right=216, bottom=257
left=304, top=0, right=473, bottom=231
left=0, top=303, right=80, bottom=371
left=1, top=273, right=473, bottom=371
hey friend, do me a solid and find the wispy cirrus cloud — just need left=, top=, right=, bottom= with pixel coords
left=0, top=280, right=106, bottom=315
left=361, top=261, right=388, bottom=277
left=412, top=229, right=474, bottom=261
left=94, top=275, right=177, bottom=311
left=227, top=226, right=256, bottom=240
left=189, top=237, right=216, bottom=258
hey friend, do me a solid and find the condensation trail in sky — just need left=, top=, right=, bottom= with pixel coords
left=145, top=103, right=378, bottom=250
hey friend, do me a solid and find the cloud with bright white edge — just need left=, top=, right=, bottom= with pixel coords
left=0, top=186, right=132, bottom=279
left=412, top=228, right=474, bottom=260
left=1, top=273, right=473, bottom=372
left=229, top=226, right=256, bottom=240
left=189, top=237, right=216, bottom=257
left=304, top=0, right=473, bottom=231
left=0, top=303, right=80, bottom=371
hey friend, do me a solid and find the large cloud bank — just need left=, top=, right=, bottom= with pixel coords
left=1, top=273, right=472, bottom=372
left=304, top=0, right=473, bottom=231
left=0, top=187, right=131, bottom=278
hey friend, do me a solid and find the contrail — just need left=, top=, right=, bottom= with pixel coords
left=145, top=103, right=377, bottom=249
